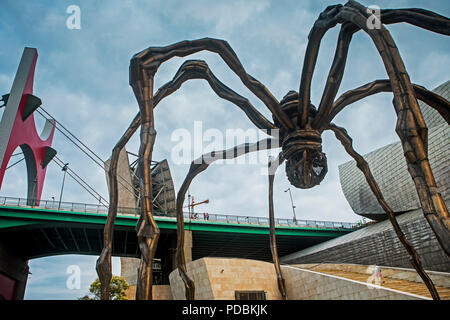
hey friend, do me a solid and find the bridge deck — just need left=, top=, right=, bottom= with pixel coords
left=0, top=197, right=359, bottom=261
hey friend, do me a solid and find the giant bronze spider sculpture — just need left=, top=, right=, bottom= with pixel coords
left=97, top=1, right=450, bottom=300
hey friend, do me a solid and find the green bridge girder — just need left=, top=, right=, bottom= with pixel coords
left=0, top=205, right=355, bottom=261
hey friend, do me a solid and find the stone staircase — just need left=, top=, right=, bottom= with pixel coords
left=298, top=264, right=450, bottom=300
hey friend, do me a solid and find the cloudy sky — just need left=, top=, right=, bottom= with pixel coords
left=0, top=0, right=448, bottom=299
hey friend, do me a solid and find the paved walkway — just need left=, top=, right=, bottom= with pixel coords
left=302, top=266, right=450, bottom=300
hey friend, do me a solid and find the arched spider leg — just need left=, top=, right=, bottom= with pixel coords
left=298, top=4, right=343, bottom=127
left=290, top=0, right=450, bottom=261
left=153, top=60, right=277, bottom=132
left=326, top=1, right=450, bottom=257
left=300, top=1, right=449, bottom=130
left=268, top=153, right=287, bottom=299
left=96, top=113, right=140, bottom=300
left=381, top=8, right=450, bottom=34
left=312, top=22, right=357, bottom=129
left=175, top=138, right=279, bottom=300
left=325, top=80, right=450, bottom=128
left=328, top=123, right=440, bottom=300
left=131, top=38, right=294, bottom=131
left=129, top=37, right=292, bottom=298
left=97, top=60, right=278, bottom=299
left=314, top=10, right=450, bottom=130
left=126, top=60, right=159, bottom=300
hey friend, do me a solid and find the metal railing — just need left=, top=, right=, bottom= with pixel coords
left=183, top=212, right=358, bottom=229
left=0, top=196, right=359, bottom=230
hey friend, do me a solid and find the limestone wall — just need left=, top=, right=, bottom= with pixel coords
left=169, top=258, right=282, bottom=300
left=169, top=259, right=214, bottom=300
left=124, top=285, right=173, bottom=300
left=204, top=258, right=282, bottom=300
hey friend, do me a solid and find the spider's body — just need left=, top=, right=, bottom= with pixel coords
left=97, top=0, right=450, bottom=301
left=283, top=132, right=328, bottom=189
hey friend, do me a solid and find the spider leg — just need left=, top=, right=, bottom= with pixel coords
left=175, top=138, right=279, bottom=300
left=381, top=8, right=450, bottom=35
left=298, top=4, right=343, bottom=128
left=268, top=153, right=287, bottom=299
left=328, top=123, right=440, bottom=300
left=153, top=60, right=277, bottom=132
left=113, top=50, right=160, bottom=299
left=299, top=1, right=449, bottom=129
left=330, top=1, right=450, bottom=257
left=135, top=76, right=159, bottom=300
left=312, top=22, right=357, bottom=129
left=97, top=59, right=279, bottom=299
left=131, top=38, right=294, bottom=131
left=326, top=79, right=450, bottom=128
left=96, top=113, right=140, bottom=300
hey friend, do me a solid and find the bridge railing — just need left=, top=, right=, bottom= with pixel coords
left=0, top=196, right=359, bottom=230
left=183, top=212, right=357, bottom=229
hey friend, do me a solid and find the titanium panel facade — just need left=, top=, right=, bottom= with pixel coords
left=338, top=81, right=450, bottom=220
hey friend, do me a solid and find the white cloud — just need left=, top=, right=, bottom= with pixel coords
left=0, top=73, right=13, bottom=90
left=168, top=0, right=270, bottom=35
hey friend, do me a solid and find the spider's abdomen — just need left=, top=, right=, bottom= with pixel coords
left=282, top=130, right=328, bottom=189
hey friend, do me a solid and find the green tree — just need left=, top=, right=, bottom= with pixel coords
left=78, top=276, right=129, bottom=300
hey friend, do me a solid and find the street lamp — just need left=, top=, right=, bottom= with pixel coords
left=284, top=188, right=297, bottom=223
left=58, top=163, right=69, bottom=210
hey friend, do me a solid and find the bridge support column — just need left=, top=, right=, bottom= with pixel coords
left=0, top=241, right=29, bottom=300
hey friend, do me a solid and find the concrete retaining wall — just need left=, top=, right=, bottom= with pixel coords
left=296, top=263, right=450, bottom=288
left=281, top=265, right=428, bottom=300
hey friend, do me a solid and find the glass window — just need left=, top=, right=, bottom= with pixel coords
left=235, top=291, right=266, bottom=300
